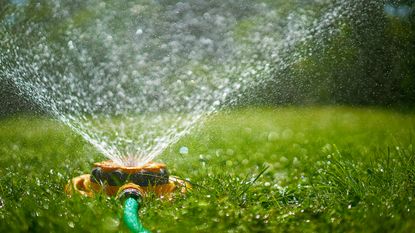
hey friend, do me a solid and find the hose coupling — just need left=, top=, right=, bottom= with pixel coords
left=117, top=183, right=144, bottom=200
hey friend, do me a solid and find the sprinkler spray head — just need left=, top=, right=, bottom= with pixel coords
left=91, top=160, right=169, bottom=187
left=65, top=160, right=190, bottom=198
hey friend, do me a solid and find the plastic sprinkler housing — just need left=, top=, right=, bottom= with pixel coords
left=65, top=160, right=190, bottom=198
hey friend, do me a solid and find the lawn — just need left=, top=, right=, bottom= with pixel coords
left=0, top=107, right=414, bottom=232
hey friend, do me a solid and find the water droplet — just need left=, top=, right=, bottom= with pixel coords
left=135, top=28, right=143, bottom=35
left=68, top=221, right=75, bottom=228
left=293, top=157, right=300, bottom=166
left=67, top=40, right=74, bottom=50
left=179, top=146, right=188, bottom=155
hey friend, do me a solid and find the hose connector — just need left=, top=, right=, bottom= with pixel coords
left=117, top=183, right=144, bottom=200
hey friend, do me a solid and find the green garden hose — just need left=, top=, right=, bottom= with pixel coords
left=123, top=197, right=151, bottom=233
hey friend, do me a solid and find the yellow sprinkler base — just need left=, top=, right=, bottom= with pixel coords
left=65, top=160, right=190, bottom=199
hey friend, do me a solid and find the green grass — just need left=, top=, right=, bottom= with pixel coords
left=1, top=107, right=415, bottom=232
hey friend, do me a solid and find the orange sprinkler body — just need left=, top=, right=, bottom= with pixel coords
left=65, top=160, right=190, bottom=199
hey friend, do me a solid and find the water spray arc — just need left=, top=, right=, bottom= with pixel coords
left=1, top=0, right=362, bottom=167
left=66, top=160, right=190, bottom=232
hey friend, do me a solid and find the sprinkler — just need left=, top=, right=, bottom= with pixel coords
left=65, top=160, right=190, bottom=233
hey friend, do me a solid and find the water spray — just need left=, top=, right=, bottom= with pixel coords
left=65, top=160, right=190, bottom=233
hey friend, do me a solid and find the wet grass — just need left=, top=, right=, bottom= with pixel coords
left=0, top=107, right=415, bottom=232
